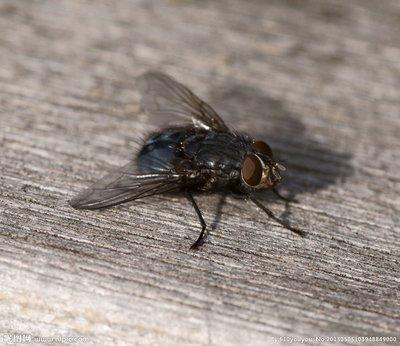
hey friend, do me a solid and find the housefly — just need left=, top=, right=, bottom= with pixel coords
left=70, top=72, right=305, bottom=249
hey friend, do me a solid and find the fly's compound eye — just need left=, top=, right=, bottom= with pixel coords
left=251, top=141, right=273, bottom=157
left=241, top=154, right=264, bottom=187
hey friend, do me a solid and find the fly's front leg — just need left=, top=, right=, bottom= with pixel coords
left=186, top=191, right=207, bottom=250
left=272, top=187, right=298, bottom=204
left=250, top=196, right=306, bottom=237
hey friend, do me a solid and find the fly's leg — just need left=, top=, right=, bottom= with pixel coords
left=187, top=191, right=207, bottom=250
left=250, top=196, right=306, bottom=237
left=272, top=187, right=298, bottom=203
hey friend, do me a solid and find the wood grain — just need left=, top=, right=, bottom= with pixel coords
left=0, top=1, right=399, bottom=345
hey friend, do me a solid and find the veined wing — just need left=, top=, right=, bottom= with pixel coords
left=136, top=72, right=229, bottom=132
left=70, top=162, right=182, bottom=210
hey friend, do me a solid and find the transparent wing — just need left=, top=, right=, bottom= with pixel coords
left=136, top=72, right=229, bottom=132
left=70, top=162, right=182, bottom=210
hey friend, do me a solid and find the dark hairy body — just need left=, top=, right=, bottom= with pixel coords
left=70, top=72, right=305, bottom=249
left=137, top=127, right=249, bottom=192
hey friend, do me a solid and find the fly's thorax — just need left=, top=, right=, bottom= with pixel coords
left=184, top=132, right=246, bottom=170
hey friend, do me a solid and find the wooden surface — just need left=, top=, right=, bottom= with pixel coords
left=0, top=1, right=399, bottom=345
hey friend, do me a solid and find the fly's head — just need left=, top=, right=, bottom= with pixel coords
left=240, top=140, right=286, bottom=190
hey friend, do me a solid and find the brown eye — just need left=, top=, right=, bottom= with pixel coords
left=242, top=154, right=263, bottom=187
left=252, top=141, right=273, bottom=157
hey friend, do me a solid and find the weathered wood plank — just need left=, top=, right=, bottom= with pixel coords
left=0, top=0, right=399, bottom=345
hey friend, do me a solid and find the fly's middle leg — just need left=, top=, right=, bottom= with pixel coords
left=186, top=191, right=207, bottom=249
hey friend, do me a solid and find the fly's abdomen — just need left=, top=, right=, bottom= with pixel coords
left=137, top=127, right=190, bottom=173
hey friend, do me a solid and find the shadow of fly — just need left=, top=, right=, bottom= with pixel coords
left=70, top=72, right=306, bottom=249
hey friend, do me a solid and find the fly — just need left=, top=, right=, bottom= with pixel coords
left=70, top=72, right=306, bottom=249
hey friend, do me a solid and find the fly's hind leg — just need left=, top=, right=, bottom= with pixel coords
left=187, top=191, right=207, bottom=250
